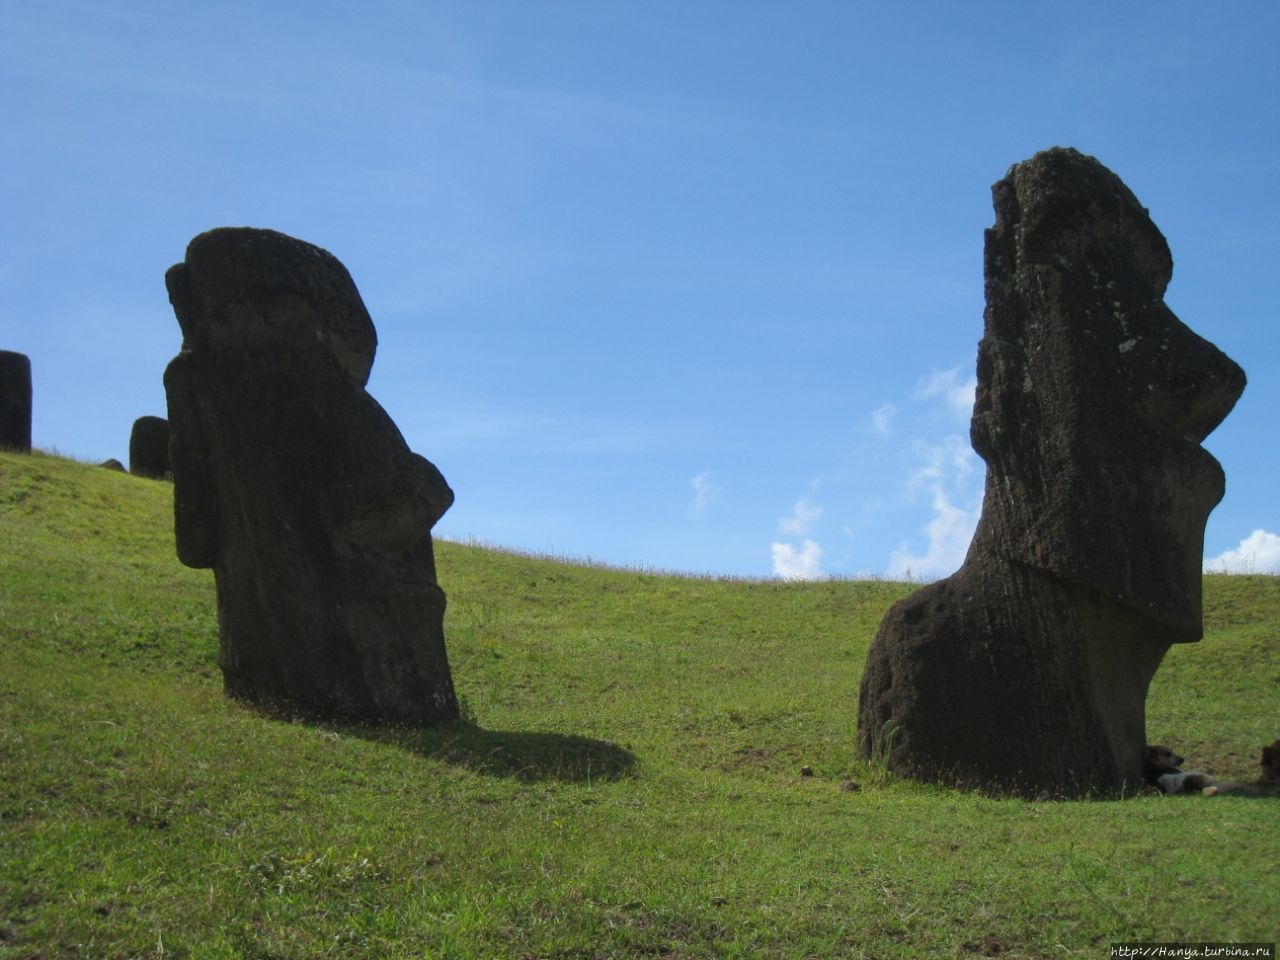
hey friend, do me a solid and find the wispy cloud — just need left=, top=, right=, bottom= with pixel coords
left=771, top=488, right=826, bottom=578
left=869, top=402, right=898, bottom=438
left=886, top=485, right=980, bottom=580
left=880, top=425, right=982, bottom=580
left=796, top=359, right=987, bottom=580
left=915, top=366, right=977, bottom=418
left=395, top=401, right=669, bottom=457
left=771, top=539, right=825, bottom=580
left=1204, top=529, right=1280, bottom=574
left=778, top=497, right=823, bottom=536
left=690, top=471, right=719, bottom=518
left=906, top=434, right=978, bottom=490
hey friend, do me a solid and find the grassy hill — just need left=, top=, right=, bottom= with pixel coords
left=2, top=450, right=1277, bottom=959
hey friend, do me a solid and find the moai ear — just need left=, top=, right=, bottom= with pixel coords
left=163, top=354, right=218, bottom=570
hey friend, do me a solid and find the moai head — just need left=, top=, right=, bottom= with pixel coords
left=165, top=227, right=378, bottom=386
left=970, top=148, right=1245, bottom=638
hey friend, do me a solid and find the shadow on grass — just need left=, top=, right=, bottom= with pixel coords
left=368, top=725, right=638, bottom=784
left=229, top=694, right=637, bottom=784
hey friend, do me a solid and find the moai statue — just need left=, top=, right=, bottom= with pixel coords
left=129, top=416, right=171, bottom=479
left=164, top=227, right=460, bottom=727
left=857, top=148, right=1245, bottom=797
left=0, top=350, right=33, bottom=452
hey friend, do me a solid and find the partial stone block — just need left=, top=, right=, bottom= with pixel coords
left=129, top=416, right=170, bottom=479
left=0, top=350, right=32, bottom=452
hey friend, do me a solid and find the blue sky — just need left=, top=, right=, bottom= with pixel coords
left=4, top=1, right=1277, bottom=578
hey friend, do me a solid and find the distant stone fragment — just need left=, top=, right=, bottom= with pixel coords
left=100, top=458, right=126, bottom=472
left=0, top=350, right=33, bottom=452
left=129, top=416, right=170, bottom=479
left=856, top=148, right=1245, bottom=797
left=164, top=227, right=460, bottom=727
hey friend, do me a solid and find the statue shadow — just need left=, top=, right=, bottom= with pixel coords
left=355, top=724, right=638, bottom=784
left=234, top=696, right=636, bottom=784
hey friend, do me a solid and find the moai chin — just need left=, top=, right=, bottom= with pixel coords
left=164, top=227, right=460, bottom=727
left=856, top=148, right=1245, bottom=797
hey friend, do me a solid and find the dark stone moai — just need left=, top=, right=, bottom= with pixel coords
left=164, top=227, right=461, bottom=727
left=0, top=350, right=33, bottom=452
left=856, top=148, right=1245, bottom=797
left=129, top=416, right=171, bottom=479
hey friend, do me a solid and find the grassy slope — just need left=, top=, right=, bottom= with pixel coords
left=1, top=450, right=1277, bottom=959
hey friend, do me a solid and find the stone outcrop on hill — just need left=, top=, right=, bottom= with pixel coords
left=856, top=148, right=1246, bottom=797
left=129, top=416, right=170, bottom=479
left=0, top=350, right=33, bottom=452
left=164, top=227, right=460, bottom=727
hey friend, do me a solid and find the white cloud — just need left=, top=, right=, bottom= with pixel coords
left=1204, top=529, right=1280, bottom=574
left=869, top=402, right=898, bottom=438
left=771, top=539, right=825, bottom=580
left=689, top=471, right=719, bottom=518
left=906, top=434, right=978, bottom=491
left=883, top=430, right=983, bottom=580
left=778, top=497, right=823, bottom=536
left=886, top=485, right=980, bottom=580
left=916, top=366, right=977, bottom=417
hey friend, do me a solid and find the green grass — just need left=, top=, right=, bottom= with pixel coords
left=1, top=449, right=1277, bottom=959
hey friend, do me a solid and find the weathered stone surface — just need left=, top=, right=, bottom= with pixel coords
left=164, top=227, right=460, bottom=727
left=100, top=458, right=126, bottom=472
left=856, top=148, right=1245, bottom=797
left=129, top=416, right=170, bottom=479
left=0, top=350, right=33, bottom=452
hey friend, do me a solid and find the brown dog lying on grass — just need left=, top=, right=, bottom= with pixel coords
left=1144, top=740, right=1280, bottom=796
left=1204, top=739, right=1280, bottom=796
